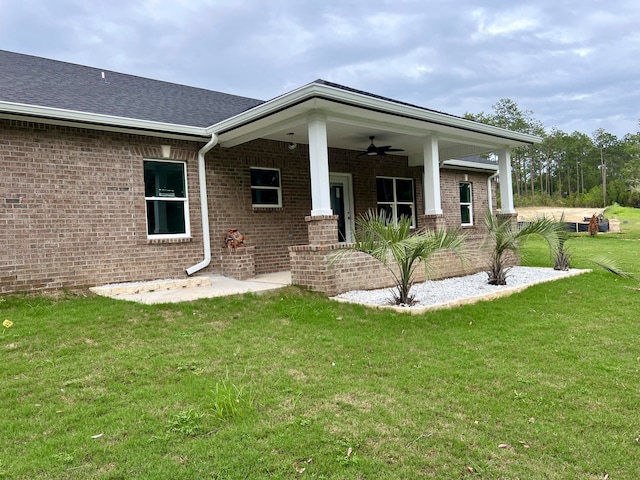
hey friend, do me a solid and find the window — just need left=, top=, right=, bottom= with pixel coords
left=460, top=182, right=473, bottom=226
left=376, top=177, right=415, bottom=227
left=144, top=160, right=189, bottom=237
left=251, top=167, right=281, bottom=207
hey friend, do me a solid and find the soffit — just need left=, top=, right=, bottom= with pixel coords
left=215, top=94, right=537, bottom=162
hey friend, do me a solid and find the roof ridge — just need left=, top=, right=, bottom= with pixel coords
left=309, top=78, right=464, bottom=121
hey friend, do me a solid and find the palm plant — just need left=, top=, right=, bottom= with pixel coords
left=350, top=210, right=467, bottom=305
left=553, top=214, right=572, bottom=271
left=484, top=210, right=560, bottom=285
left=591, top=255, right=635, bottom=280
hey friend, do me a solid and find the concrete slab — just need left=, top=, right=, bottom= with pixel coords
left=90, top=271, right=291, bottom=304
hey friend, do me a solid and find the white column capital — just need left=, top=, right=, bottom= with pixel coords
left=307, top=111, right=328, bottom=123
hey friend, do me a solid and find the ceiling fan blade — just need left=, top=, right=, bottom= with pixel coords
left=355, top=135, right=403, bottom=157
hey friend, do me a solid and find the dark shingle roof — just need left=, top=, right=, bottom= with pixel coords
left=0, top=50, right=264, bottom=127
left=311, top=79, right=460, bottom=120
left=459, top=154, right=498, bottom=165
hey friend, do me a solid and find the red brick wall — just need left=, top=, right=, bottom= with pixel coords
left=203, top=142, right=428, bottom=275
left=328, top=147, right=425, bottom=219
left=203, top=139, right=312, bottom=275
left=440, top=170, right=494, bottom=229
left=1, top=119, right=205, bottom=292
left=1, top=119, right=498, bottom=293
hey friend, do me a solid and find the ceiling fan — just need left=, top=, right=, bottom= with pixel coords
left=357, top=136, right=404, bottom=156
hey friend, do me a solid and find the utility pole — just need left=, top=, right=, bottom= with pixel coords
left=600, top=145, right=606, bottom=208
left=593, top=128, right=615, bottom=208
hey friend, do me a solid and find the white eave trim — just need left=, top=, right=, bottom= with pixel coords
left=442, top=159, right=499, bottom=172
left=2, top=83, right=542, bottom=147
left=0, top=100, right=208, bottom=138
left=207, top=83, right=543, bottom=146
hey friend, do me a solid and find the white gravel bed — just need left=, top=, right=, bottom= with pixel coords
left=333, top=266, right=591, bottom=311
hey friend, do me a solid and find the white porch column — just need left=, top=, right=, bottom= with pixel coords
left=423, top=135, right=443, bottom=215
left=307, top=113, right=332, bottom=216
left=498, top=148, right=516, bottom=214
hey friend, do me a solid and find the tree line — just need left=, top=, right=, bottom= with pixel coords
left=465, top=99, right=640, bottom=208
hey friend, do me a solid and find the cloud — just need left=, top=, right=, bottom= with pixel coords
left=0, top=0, right=638, bottom=137
left=471, top=6, right=541, bottom=39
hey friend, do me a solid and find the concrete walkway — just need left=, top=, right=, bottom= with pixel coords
left=90, top=271, right=291, bottom=304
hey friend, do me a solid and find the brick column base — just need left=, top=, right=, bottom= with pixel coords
left=305, top=215, right=339, bottom=246
left=497, top=212, right=518, bottom=222
left=418, top=214, right=446, bottom=230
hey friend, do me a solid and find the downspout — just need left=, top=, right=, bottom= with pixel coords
left=186, top=133, right=218, bottom=275
left=487, top=171, right=499, bottom=215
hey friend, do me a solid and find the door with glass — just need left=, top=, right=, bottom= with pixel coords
left=329, top=173, right=354, bottom=243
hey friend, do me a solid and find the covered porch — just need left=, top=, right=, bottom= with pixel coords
left=206, top=80, right=540, bottom=294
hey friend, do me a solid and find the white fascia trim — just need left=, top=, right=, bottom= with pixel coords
left=0, top=100, right=208, bottom=137
left=442, top=159, right=499, bottom=172
left=207, top=83, right=542, bottom=145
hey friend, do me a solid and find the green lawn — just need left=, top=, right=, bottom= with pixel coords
left=606, top=203, right=640, bottom=238
left=2, top=208, right=640, bottom=479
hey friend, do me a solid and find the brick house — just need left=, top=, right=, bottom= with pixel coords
left=0, top=50, right=540, bottom=295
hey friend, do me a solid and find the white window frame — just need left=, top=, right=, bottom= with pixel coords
left=376, top=176, right=416, bottom=227
left=251, top=167, right=282, bottom=208
left=144, top=159, right=190, bottom=239
left=460, top=181, right=473, bottom=226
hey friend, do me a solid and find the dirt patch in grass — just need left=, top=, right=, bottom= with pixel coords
left=516, top=207, right=604, bottom=222
left=517, top=207, right=620, bottom=232
left=287, top=368, right=307, bottom=382
left=207, top=321, right=229, bottom=330
left=333, top=392, right=375, bottom=412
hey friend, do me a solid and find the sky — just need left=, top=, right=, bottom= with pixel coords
left=1, top=0, right=638, bottom=138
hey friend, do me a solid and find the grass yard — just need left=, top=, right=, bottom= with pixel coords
left=1, top=208, right=640, bottom=479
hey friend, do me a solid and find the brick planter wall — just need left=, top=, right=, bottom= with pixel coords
left=289, top=168, right=508, bottom=296
left=290, top=235, right=489, bottom=297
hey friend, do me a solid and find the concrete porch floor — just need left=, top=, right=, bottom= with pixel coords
left=90, top=271, right=292, bottom=304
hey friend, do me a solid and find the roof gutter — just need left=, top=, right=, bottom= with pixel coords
left=0, top=100, right=208, bottom=138
left=186, top=133, right=218, bottom=276
left=207, top=83, right=543, bottom=146
left=442, top=158, right=499, bottom=172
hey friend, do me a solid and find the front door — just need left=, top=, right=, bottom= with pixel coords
left=329, top=173, right=354, bottom=243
